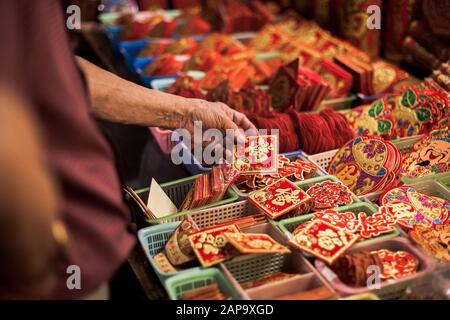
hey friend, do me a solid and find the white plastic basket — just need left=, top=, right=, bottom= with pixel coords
left=187, top=200, right=263, bottom=230
left=305, top=135, right=425, bottom=173
left=306, top=149, right=337, bottom=173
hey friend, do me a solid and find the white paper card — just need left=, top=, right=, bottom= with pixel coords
left=147, top=178, right=177, bottom=218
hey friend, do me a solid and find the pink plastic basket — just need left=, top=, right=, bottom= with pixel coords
left=149, top=127, right=175, bottom=155
left=314, top=237, right=436, bottom=300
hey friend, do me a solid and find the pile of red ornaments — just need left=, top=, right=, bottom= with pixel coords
left=330, top=249, right=419, bottom=287
left=306, top=181, right=354, bottom=211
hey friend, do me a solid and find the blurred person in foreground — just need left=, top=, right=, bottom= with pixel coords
left=0, top=0, right=255, bottom=299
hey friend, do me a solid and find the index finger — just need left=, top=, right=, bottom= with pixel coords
left=232, top=110, right=258, bottom=135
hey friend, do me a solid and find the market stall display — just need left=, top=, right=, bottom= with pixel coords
left=98, top=1, right=450, bottom=301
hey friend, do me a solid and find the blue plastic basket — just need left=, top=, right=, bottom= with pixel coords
left=119, top=40, right=149, bottom=73
left=137, top=222, right=201, bottom=285
left=105, top=26, right=123, bottom=54
left=134, top=58, right=179, bottom=88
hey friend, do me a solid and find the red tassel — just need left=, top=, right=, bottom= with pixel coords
left=246, top=109, right=354, bottom=154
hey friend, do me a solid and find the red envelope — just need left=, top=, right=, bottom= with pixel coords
left=233, top=135, right=278, bottom=175
left=288, top=219, right=359, bottom=265
left=248, top=178, right=311, bottom=219
left=224, top=232, right=291, bottom=254
left=188, top=224, right=240, bottom=267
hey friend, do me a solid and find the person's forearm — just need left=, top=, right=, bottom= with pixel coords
left=76, top=56, right=257, bottom=136
left=76, top=56, right=191, bottom=129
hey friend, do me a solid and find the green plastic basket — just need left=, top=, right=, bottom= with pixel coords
left=131, top=175, right=239, bottom=225
left=319, top=94, right=357, bottom=111
left=98, top=12, right=119, bottom=26
left=391, top=135, right=423, bottom=154
left=137, top=222, right=201, bottom=284
left=187, top=200, right=271, bottom=230
left=165, top=268, right=243, bottom=300
left=278, top=202, right=401, bottom=249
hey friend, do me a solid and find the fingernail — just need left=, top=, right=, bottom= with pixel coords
left=237, top=131, right=246, bottom=144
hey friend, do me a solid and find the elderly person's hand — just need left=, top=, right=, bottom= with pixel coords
left=170, top=98, right=258, bottom=164
left=181, top=98, right=258, bottom=139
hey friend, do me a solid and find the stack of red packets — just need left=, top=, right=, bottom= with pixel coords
left=119, top=15, right=168, bottom=41
left=330, top=249, right=419, bottom=287
left=334, top=54, right=374, bottom=96
left=249, top=19, right=409, bottom=97
left=206, top=82, right=272, bottom=114
left=231, top=135, right=313, bottom=220
left=167, top=75, right=206, bottom=99
left=306, top=181, right=354, bottom=211
left=315, top=60, right=353, bottom=99
left=232, top=135, right=278, bottom=175
left=269, top=58, right=331, bottom=111
left=180, top=284, right=228, bottom=300
left=155, top=214, right=270, bottom=272
left=335, top=56, right=409, bottom=96
left=182, top=33, right=245, bottom=72
left=180, top=163, right=239, bottom=211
